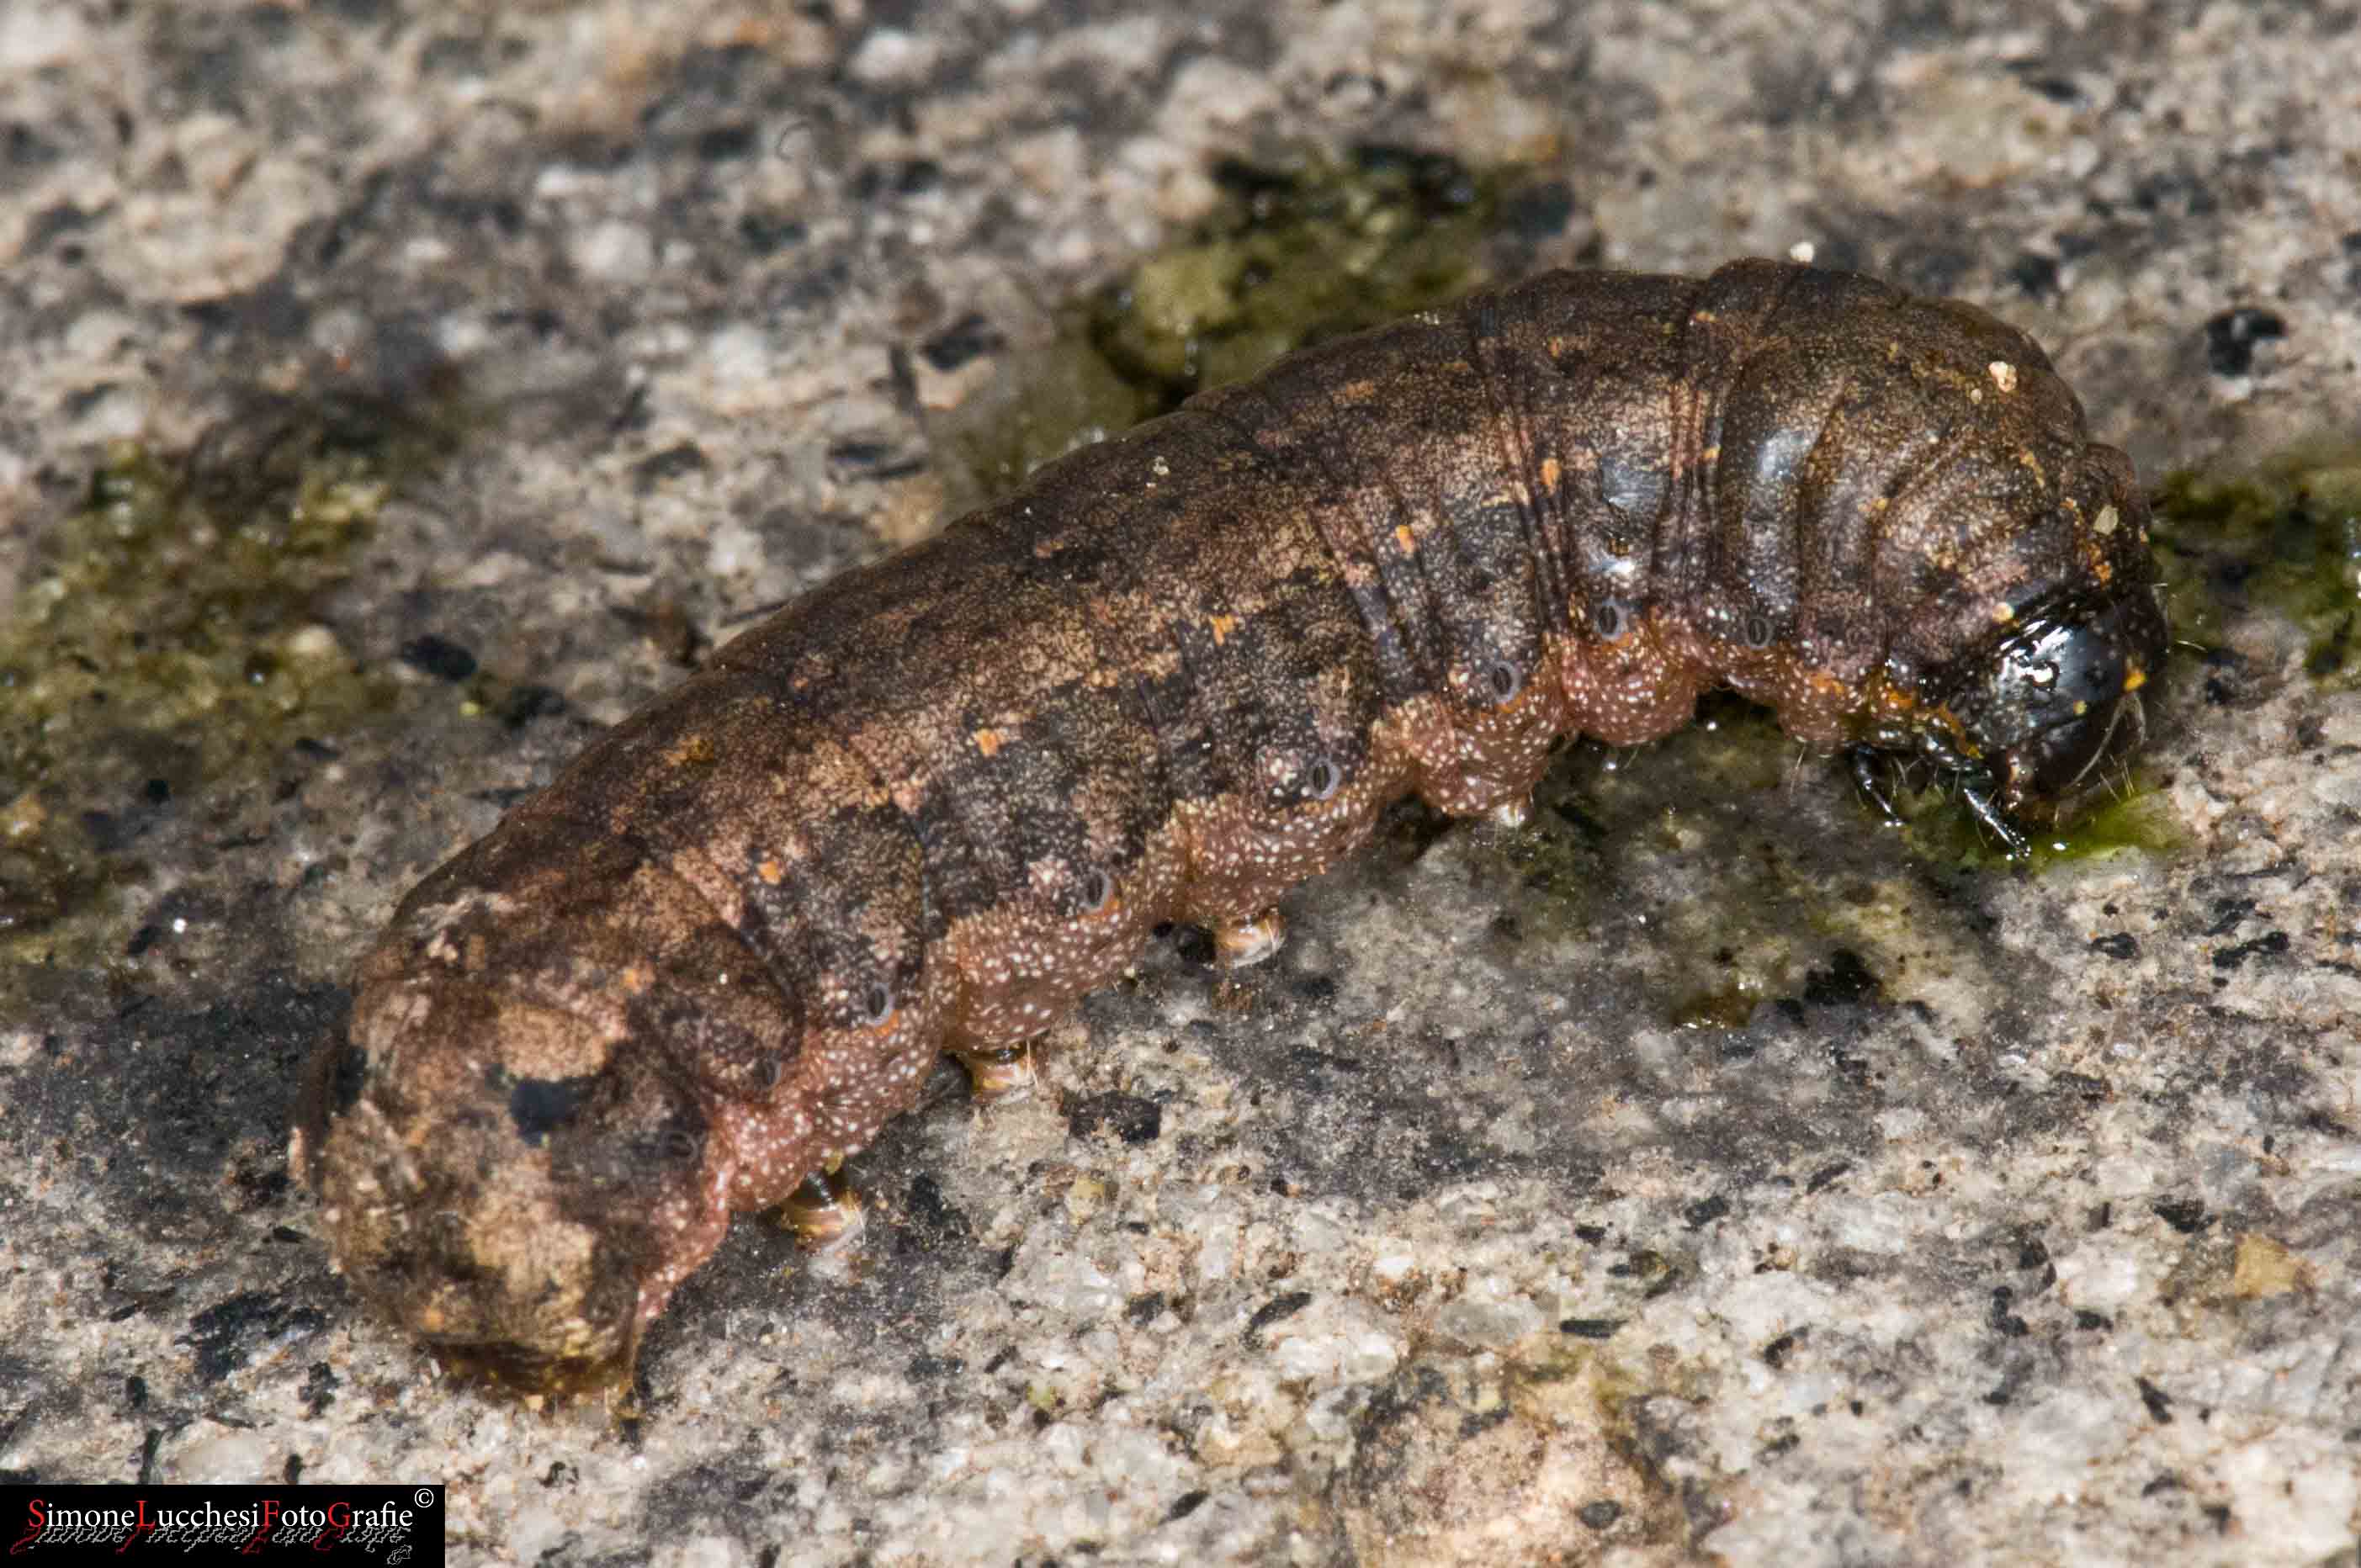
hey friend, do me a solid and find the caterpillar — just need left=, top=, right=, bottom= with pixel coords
left=290, top=259, right=2167, bottom=1398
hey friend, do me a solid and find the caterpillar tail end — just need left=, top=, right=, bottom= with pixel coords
left=290, top=965, right=737, bottom=1406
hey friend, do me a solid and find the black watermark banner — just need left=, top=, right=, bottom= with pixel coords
left=3, top=1484, right=442, bottom=1564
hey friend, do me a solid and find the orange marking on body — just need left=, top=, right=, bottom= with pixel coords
left=620, top=962, right=654, bottom=995
left=2079, top=530, right=2117, bottom=585
left=1209, top=613, right=1239, bottom=645
left=1394, top=524, right=1417, bottom=554
left=757, top=857, right=784, bottom=886
left=1933, top=705, right=1974, bottom=751
left=664, top=734, right=715, bottom=767
left=1540, top=455, right=1563, bottom=489
left=2124, top=666, right=2148, bottom=692
left=974, top=728, right=1003, bottom=758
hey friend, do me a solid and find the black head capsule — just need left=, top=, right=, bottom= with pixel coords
left=1926, top=584, right=2169, bottom=851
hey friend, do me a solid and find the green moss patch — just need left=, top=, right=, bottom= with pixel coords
left=2151, top=442, right=2361, bottom=689
left=939, top=146, right=1571, bottom=506
left=2, top=395, right=457, bottom=965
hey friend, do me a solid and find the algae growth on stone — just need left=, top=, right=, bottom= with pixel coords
left=2151, top=441, right=2361, bottom=691
left=0, top=396, right=456, bottom=978
left=937, top=146, right=1573, bottom=507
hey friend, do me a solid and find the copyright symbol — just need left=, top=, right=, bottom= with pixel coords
left=413, top=1488, right=435, bottom=1510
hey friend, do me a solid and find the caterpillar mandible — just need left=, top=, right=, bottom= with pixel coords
left=291, top=259, right=2167, bottom=1397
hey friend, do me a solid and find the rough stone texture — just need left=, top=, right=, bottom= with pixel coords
left=2, top=2, right=2355, bottom=1565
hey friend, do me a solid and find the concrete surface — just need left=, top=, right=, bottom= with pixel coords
left=2, top=1, right=2357, bottom=1564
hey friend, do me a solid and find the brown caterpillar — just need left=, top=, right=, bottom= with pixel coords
left=291, top=259, right=2166, bottom=1397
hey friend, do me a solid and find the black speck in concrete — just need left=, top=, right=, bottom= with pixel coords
left=920, top=313, right=1004, bottom=373
left=398, top=633, right=477, bottom=682
left=300, top=1361, right=339, bottom=1418
left=2009, top=252, right=2062, bottom=298
left=634, top=442, right=710, bottom=489
left=1802, top=950, right=1881, bottom=1007
left=694, top=122, right=760, bottom=162
left=1559, top=1317, right=1622, bottom=1339
left=739, top=213, right=807, bottom=254
left=902, top=1172, right=974, bottom=1245
left=826, top=439, right=926, bottom=480
left=2204, top=898, right=2257, bottom=937
left=1068, top=1091, right=1161, bottom=1146
left=1242, top=1290, right=1312, bottom=1347
left=2204, top=307, right=2286, bottom=376
left=496, top=684, right=567, bottom=728
left=1684, top=1194, right=1730, bottom=1229
left=2212, top=930, right=2290, bottom=970
left=1578, top=1500, right=1623, bottom=1530
left=1498, top=178, right=1578, bottom=240
left=183, top=1290, right=326, bottom=1383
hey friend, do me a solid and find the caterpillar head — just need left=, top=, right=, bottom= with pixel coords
left=1956, top=582, right=2166, bottom=809
left=1906, top=578, right=2167, bottom=854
